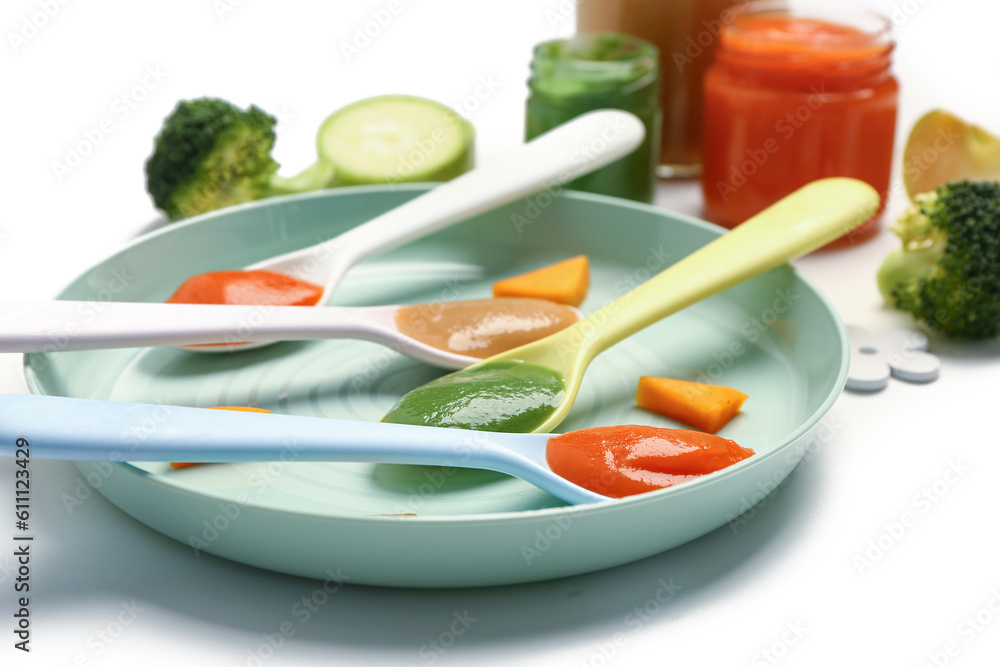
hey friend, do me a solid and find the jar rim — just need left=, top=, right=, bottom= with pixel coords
left=726, top=0, right=893, bottom=49
left=529, top=32, right=660, bottom=99
left=532, top=32, right=659, bottom=75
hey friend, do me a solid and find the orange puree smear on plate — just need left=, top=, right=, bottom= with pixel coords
left=395, top=298, right=578, bottom=359
left=167, top=270, right=324, bottom=306
left=546, top=425, right=754, bottom=498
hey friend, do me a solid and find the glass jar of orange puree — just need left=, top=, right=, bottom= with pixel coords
left=701, top=2, right=898, bottom=247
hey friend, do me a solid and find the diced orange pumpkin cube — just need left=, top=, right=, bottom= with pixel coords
left=492, top=255, right=589, bottom=307
left=636, top=376, right=747, bottom=434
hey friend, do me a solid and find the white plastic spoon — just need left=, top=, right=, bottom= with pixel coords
left=245, top=109, right=643, bottom=299
left=171, top=109, right=642, bottom=353
left=0, top=394, right=608, bottom=505
left=0, top=299, right=581, bottom=369
left=185, top=109, right=645, bottom=304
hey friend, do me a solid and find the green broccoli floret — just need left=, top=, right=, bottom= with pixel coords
left=876, top=180, right=1000, bottom=338
left=144, top=98, right=334, bottom=221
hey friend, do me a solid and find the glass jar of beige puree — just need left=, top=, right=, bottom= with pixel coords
left=578, top=0, right=748, bottom=177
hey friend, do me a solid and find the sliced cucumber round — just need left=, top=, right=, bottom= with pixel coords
left=317, top=95, right=474, bottom=186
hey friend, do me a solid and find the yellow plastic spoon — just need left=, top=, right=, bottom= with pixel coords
left=381, top=178, right=880, bottom=433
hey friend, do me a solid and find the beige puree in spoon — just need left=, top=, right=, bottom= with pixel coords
left=395, top=298, right=579, bottom=359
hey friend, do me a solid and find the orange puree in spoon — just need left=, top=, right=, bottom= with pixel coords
left=167, top=270, right=324, bottom=306
left=395, top=298, right=578, bottom=359
left=546, top=425, right=754, bottom=498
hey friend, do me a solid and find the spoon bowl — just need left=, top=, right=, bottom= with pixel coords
left=383, top=178, right=882, bottom=433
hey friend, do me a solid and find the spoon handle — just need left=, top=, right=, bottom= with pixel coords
left=579, top=178, right=880, bottom=357
left=0, top=394, right=603, bottom=504
left=322, top=110, right=646, bottom=269
left=0, top=300, right=396, bottom=352
left=0, top=394, right=483, bottom=463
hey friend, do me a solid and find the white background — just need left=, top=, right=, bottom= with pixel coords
left=3, top=0, right=1000, bottom=665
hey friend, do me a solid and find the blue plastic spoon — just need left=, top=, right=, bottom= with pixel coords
left=0, top=394, right=607, bottom=505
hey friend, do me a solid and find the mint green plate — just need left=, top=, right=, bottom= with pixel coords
left=25, top=186, right=848, bottom=587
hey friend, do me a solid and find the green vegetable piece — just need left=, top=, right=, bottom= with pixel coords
left=144, top=95, right=474, bottom=221
left=317, top=95, right=475, bottom=186
left=877, top=180, right=1000, bottom=338
left=145, top=98, right=313, bottom=221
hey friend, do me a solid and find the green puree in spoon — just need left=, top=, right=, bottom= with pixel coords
left=381, top=360, right=565, bottom=432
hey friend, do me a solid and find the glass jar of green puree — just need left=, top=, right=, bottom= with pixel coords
left=526, top=33, right=661, bottom=203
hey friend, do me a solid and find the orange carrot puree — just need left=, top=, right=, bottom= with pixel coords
left=546, top=425, right=754, bottom=498
left=167, top=270, right=324, bottom=306
left=701, top=10, right=898, bottom=247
